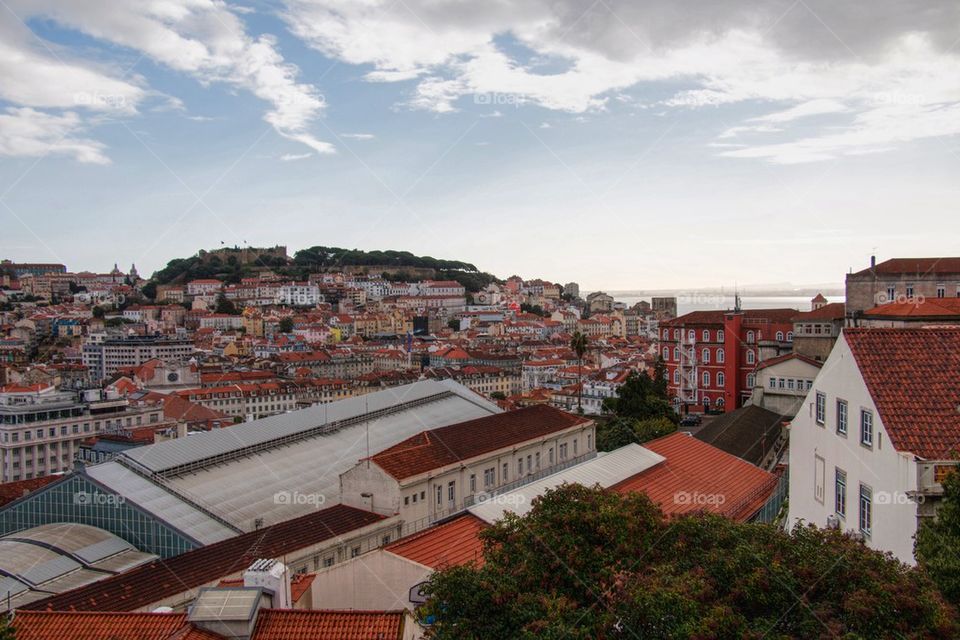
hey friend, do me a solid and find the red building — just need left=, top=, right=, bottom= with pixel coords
left=660, top=308, right=797, bottom=413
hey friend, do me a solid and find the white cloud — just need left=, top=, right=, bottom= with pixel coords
left=0, top=0, right=331, bottom=162
left=539, top=122, right=552, bottom=129
left=340, top=132, right=375, bottom=140
left=0, top=107, right=110, bottom=164
left=280, top=152, right=312, bottom=161
left=282, top=0, right=960, bottom=162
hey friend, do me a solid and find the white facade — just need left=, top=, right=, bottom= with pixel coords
left=788, top=335, right=922, bottom=564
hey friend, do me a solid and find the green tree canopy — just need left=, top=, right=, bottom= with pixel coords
left=422, top=484, right=957, bottom=639
left=278, top=317, right=294, bottom=334
left=917, top=469, right=960, bottom=606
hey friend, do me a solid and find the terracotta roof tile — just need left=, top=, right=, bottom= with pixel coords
left=612, top=433, right=778, bottom=522
left=13, top=611, right=221, bottom=640
left=843, top=327, right=960, bottom=459
left=371, top=405, right=591, bottom=481
left=252, top=609, right=405, bottom=640
left=851, top=257, right=960, bottom=277
left=792, top=302, right=845, bottom=321
left=386, top=513, right=487, bottom=568
left=861, top=298, right=960, bottom=318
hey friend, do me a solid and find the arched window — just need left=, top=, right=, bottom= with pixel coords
left=663, top=328, right=669, bottom=339
left=688, top=329, right=696, bottom=342
left=746, top=330, right=755, bottom=344
left=717, top=397, right=725, bottom=407
left=744, top=373, right=752, bottom=387
left=673, top=347, right=680, bottom=361
left=702, top=371, right=710, bottom=387
left=702, top=329, right=710, bottom=342
left=746, top=349, right=755, bottom=364
left=787, top=331, right=794, bottom=341
left=663, top=347, right=669, bottom=361
left=776, top=331, right=784, bottom=341
left=703, top=396, right=711, bottom=407
left=701, top=348, right=710, bottom=363
left=717, top=348, right=725, bottom=364
left=718, top=372, right=727, bottom=387
left=673, top=329, right=679, bottom=340
left=717, top=329, right=724, bottom=341
left=673, top=370, right=680, bottom=384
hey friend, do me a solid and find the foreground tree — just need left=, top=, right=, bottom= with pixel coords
left=917, top=469, right=960, bottom=606
left=422, top=485, right=957, bottom=639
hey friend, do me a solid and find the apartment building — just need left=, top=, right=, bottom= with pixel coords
left=845, top=256, right=960, bottom=318
left=82, top=334, right=194, bottom=382
left=0, top=385, right=168, bottom=482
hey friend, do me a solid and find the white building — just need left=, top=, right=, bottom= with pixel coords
left=749, top=353, right=822, bottom=417
left=277, top=283, right=322, bottom=307
left=788, top=327, right=960, bottom=564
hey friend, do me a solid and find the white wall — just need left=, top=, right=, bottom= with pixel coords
left=788, top=335, right=920, bottom=564
left=309, top=549, right=432, bottom=611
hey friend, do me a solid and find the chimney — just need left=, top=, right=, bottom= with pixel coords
left=244, top=558, right=292, bottom=609
left=870, top=255, right=876, bottom=269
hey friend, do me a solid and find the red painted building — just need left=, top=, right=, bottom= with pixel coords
left=660, top=308, right=797, bottom=413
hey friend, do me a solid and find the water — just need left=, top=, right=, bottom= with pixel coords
left=608, top=294, right=844, bottom=316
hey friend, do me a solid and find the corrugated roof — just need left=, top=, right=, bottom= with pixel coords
left=467, top=444, right=665, bottom=524
left=612, top=433, right=778, bottom=522
left=372, top=405, right=591, bottom=481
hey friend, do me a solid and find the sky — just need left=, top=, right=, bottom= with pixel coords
left=1, top=0, right=959, bottom=291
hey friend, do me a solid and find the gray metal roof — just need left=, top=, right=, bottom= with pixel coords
left=468, top=444, right=666, bottom=524
left=122, top=379, right=498, bottom=474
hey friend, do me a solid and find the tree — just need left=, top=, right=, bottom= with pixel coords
left=214, top=294, right=239, bottom=315
left=917, top=468, right=960, bottom=606
left=421, top=484, right=958, bottom=639
left=140, top=281, right=157, bottom=300
left=91, top=306, right=105, bottom=319
left=603, top=370, right=676, bottom=423
left=278, top=317, right=294, bottom=334
left=490, top=391, right=506, bottom=401
left=569, top=331, right=588, bottom=413
left=447, top=319, right=460, bottom=331
left=595, top=416, right=677, bottom=451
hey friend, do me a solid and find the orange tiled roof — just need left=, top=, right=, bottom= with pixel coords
left=861, top=298, right=960, bottom=318
left=612, top=432, right=778, bottom=522
left=386, top=513, right=487, bottom=568
left=851, top=257, right=960, bottom=277
left=371, top=405, right=591, bottom=481
left=793, top=302, right=845, bottom=321
left=844, top=327, right=960, bottom=459
left=12, top=611, right=221, bottom=640
left=252, top=609, right=405, bottom=640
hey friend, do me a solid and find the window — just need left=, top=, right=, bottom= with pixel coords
left=503, top=463, right=508, bottom=482
left=382, top=535, right=392, bottom=546
left=484, top=468, right=495, bottom=487
left=412, top=493, right=418, bottom=503
left=527, top=455, right=532, bottom=472
left=549, top=448, right=554, bottom=464
left=720, top=372, right=728, bottom=387
left=717, top=329, right=724, bottom=341
left=470, top=474, right=476, bottom=492
left=688, top=329, right=695, bottom=342
left=815, top=392, right=826, bottom=425
left=701, top=348, right=710, bottom=363
left=860, top=409, right=873, bottom=447
left=787, top=378, right=795, bottom=390
left=717, top=348, right=724, bottom=363
left=323, top=556, right=335, bottom=567
left=786, top=331, right=793, bottom=341
left=768, top=377, right=776, bottom=389
left=906, top=283, right=915, bottom=298
left=573, top=439, right=578, bottom=455
left=421, top=491, right=425, bottom=500
left=447, top=481, right=455, bottom=502
left=702, top=371, right=710, bottom=387
left=835, top=469, right=846, bottom=518
left=859, top=485, right=872, bottom=535
left=776, top=331, right=784, bottom=341
left=663, top=328, right=669, bottom=339
left=937, top=284, right=946, bottom=298
left=351, top=546, right=361, bottom=558
left=559, top=443, right=568, bottom=460
left=673, top=370, right=679, bottom=385
left=663, top=347, right=669, bottom=361
left=535, top=452, right=541, bottom=468
left=836, top=400, right=848, bottom=436
left=885, top=285, right=895, bottom=303
left=746, top=350, right=755, bottom=365
left=778, top=377, right=785, bottom=389
left=673, top=329, right=679, bottom=340
left=404, top=496, right=409, bottom=506
left=673, top=347, right=680, bottom=361
left=517, top=458, right=523, bottom=476
left=702, top=329, right=710, bottom=342
left=586, top=434, right=591, bottom=450
left=436, top=485, right=442, bottom=505
left=746, top=330, right=755, bottom=344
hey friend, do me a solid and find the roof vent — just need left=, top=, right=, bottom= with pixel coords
left=188, top=586, right=264, bottom=640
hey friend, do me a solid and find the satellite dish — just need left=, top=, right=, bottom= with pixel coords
left=408, top=581, right=429, bottom=605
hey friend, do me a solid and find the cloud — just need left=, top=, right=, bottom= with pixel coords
left=280, top=152, right=312, bottom=161
left=340, top=132, right=375, bottom=140
left=282, top=0, right=960, bottom=161
left=0, top=0, right=331, bottom=162
left=539, top=122, right=552, bottom=129
left=0, top=107, right=110, bottom=164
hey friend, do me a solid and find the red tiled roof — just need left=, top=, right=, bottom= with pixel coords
left=792, top=302, right=845, bottom=321
left=12, top=611, right=221, bottom=640
left=24, top=505, right=385, bottom=612
left=370, top=405, right=591, bottom=481
left=386, top=513, right=487, bottom=568
left=664, top=308, right=799, bottom=327
left=851, top=257, right=960, bottom=277
left=0, top=475, right=60, bottom=508
left=289, top=573, right=315, bottom=604
left=861, top=298, right=960, bottom=318
left=253, top=609, right=405, bottom=640
left=844, top=327, right=960, bottom=459
left=611, top=432, right=778, bottom=522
